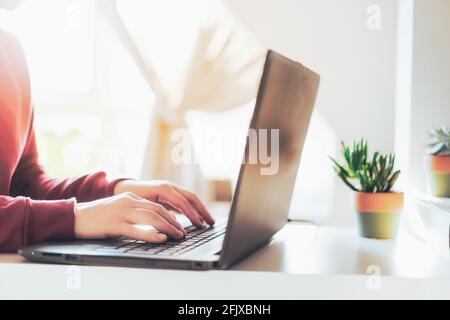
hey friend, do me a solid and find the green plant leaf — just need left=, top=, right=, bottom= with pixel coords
left=428, top=126, right=450, bottom=155
left=330, top=139, right=401, bottom=193
left=385, top=170, right=401, bottom=192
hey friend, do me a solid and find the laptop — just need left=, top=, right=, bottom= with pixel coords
left=19, top=50, right=320, bottom=270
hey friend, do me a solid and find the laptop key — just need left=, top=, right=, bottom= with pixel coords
left=106, top=225, right=227, bottom=256
left=129, top=246, right=148, bottom=251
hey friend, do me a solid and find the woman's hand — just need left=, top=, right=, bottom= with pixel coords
left=74, top=192, right=186, bottom=243
left=113, top=180, right=215, bottom=228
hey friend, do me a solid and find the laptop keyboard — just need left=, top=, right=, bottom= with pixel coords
left=98, top=225, right=226, bottom=256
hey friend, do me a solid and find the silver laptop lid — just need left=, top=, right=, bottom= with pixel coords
left=219, top=50, right=320, bottom=269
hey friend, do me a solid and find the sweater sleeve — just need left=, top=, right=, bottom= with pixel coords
left=0, top=195, right=75, bottom=252
left=10, top=115, right=127, bottom=202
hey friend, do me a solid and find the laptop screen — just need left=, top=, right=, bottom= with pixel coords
left=219, top=50, right=320, bottom=268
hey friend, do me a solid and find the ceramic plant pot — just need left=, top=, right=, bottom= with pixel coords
left=352, top=192, right=404, bottom=239
left=426, top=155, right=450, bottom=198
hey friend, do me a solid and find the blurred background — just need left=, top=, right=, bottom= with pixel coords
left=0, top=0, right=449, bottom=227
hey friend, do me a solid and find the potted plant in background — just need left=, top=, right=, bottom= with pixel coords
left=330, top=139, right=403, bottom=239
left=426, top=126, right=450, bottom=198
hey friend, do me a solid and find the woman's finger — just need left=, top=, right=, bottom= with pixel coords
left=158, top=189, right=204, bottom=228
left=129, top=198, right=184, bottom=231
left=176, top=187, right=215, bottom=225
left=120, top=224, right=168, bottom=243
left=127, top=208, right=184, bottom=239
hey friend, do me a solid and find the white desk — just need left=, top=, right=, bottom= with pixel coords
left=1, top=262, right=450, bottom=300
left=235, top=223, right=450, bottom=277
left=1, top=222, right=449, bottom=299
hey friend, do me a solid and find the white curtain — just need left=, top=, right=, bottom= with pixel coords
left=101, top=0, right=265, bottom=198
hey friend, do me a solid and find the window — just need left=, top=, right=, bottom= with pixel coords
left=0, top=0, right=153, bottom=178
left=1, top=0, right=336, bottom=223
left=0, top=0, right=95, bottom=96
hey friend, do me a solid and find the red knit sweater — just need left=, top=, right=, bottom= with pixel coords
left=0, top=30, right=122, bottom=252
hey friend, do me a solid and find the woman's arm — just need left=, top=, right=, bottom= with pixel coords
left=0, top=195, right=75, bottom=252
left=9, top=115, right=215, bottom=227
left=0, top=192, right=188, bottom=252
left=0, top=30, right=205, bottom=249
left=10, top=118, right=126, bottom=202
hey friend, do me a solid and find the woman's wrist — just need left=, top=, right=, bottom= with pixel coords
left=113, top=179, right=131, bottom=195
left=111, top=178, right=133, bottom=196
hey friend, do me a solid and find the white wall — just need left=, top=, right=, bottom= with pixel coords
left=224, top=0, right=399, bottom=225
left=408, top=0, right=450, bottom=192
left=394, top=0, right=450, bottom=235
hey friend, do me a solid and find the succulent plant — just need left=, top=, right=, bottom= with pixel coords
left=428, top=126, right=450, bottom=156
left=330, top=139, right=401, bottom=193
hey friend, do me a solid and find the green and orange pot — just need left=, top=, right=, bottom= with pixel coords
left=426, top=155, right=450, bottom=198
left=351, top=192, right=404, bottom=239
